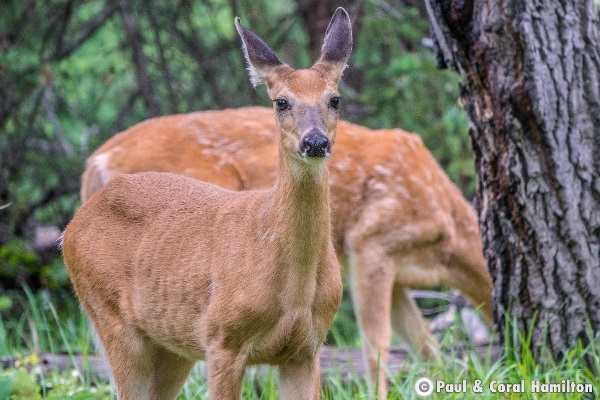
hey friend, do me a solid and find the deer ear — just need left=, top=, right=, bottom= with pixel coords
left=235, top=17, right=285, bottom=87
left=313, top=8, right=353, bottom=83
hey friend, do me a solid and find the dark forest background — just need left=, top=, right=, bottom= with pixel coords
left=0, top=0, right=472, bottom=293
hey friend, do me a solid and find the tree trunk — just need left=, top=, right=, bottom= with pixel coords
left=425, top=0, right=600, bottom=360
left=295, top=0, right=364, bottom=58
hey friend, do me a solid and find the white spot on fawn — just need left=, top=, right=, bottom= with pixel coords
left=373, top=165, right=392, bottom=176
left=334, top=159, right=351, bottom=171
left=92, top=152, right=113, bottom=185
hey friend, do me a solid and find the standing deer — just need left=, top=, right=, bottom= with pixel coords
left=81, top=106, right=493, bottom=398
left=63, top=9, right=353, bottom=400
left=80, top=23, right=493, bottom=400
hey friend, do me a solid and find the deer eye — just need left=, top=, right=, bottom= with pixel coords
left=330, top=96, right=341, bottom=109
left=274, top=99, right=289, bottom=111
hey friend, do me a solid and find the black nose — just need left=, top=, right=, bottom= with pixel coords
left=301, top=131, right=330, bottom=158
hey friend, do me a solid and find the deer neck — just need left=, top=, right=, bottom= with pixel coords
left=265, top=143, right=331, bottom=303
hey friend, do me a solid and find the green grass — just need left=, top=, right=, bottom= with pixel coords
left=0, top=288, right=598, bottom=399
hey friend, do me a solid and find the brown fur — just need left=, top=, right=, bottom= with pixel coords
left=81, top=105, right=493, bottom=397
left=64, top=9, right=354, bottom=400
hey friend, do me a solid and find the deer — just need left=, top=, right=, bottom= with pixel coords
left=62, top=8, right=353, bottom=400
left=81, top=107, right=493, bottom=398
left=79, top=24, right=493, bottom=400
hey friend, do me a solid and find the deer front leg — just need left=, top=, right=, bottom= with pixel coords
left=92, top=316, right=154, bottom=400
left=147, top=346, right=196, bottom=399
left=279, top=355, right=320, bottom=400
left=391, top=284, right=440, bottom=361
left=349, top=244, right=394, bottom=399
left=206, top=345, right=246, bottom=400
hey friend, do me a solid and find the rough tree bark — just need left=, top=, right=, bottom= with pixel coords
left=425, top=0, right=600, bottom=359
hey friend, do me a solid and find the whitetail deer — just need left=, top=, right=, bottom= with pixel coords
left=81, top=106, right=493, bottom=398
left=63, top=9, right=353, bottom=400
left=80, top=26, right=493, bottom=400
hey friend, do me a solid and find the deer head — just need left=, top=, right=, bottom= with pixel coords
left=235, top=8, right=352, bottom=175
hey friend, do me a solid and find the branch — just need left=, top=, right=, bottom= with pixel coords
left=118, top=0, right=161, bottom=117
left=44, top=2, right=119, bottom=63
left=51, top=0, right=75, bottom=61
left=145, top=6, right=178, bottom=113
left=424, top=0, right=459, bottom=71
left=42, top=85, right=74, bottom=157
left=109, top=89, right=141, bottom=133
left=410, top=290, right=470, bottom=316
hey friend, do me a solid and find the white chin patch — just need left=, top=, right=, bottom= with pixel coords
left=290, top=154, right=329, bottom=182
left=302, top=155, right=329, bottom=165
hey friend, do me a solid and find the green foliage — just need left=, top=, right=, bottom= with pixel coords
left=0, top=287, right=91, bottom=356
left=0, top=369, right=41, bottom=400
left=0, top=296, right=12, bottom=311
left=0, top=354, right=110, bottom=399
left=0, top=241, right=70, bottom=288
left=0, top=240, right=42, bottom=281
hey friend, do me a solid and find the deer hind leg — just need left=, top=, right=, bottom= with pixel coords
left=349, top=244, right=394, bottom=399
left=445, top=263, right=493, bottom=324
left=391, top=284, right=439, bottom=361
left=279, top=356, right=321, bottom=400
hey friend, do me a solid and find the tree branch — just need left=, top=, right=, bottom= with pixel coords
left=42, top=85, right=74, bottom=157
left=118, top=0, right=161, bottom=117
left=145, top=5, right=178, bottom=113
left=44, top=2, right=119, bottom=63
left=51, top=0, right=75, bottom=62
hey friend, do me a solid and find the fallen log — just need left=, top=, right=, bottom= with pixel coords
left=1, top=342, right=500, bottom=384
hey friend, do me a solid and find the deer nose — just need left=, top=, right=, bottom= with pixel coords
left=300, top=130, right=330, bottom=158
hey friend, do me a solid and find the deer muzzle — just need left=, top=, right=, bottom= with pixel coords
left=300, top=129, right=331, bottom=158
